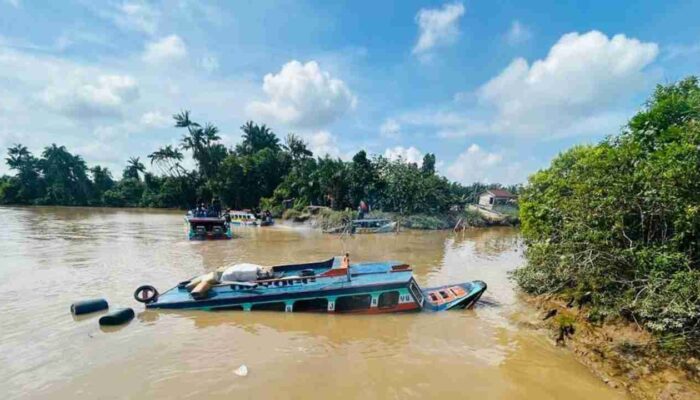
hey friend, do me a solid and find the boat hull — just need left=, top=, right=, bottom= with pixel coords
left=185, top=216, right=233, bottom=240
left=142, top=258, right=486, bottom=314
left=420, top=281, right=487, bottom=311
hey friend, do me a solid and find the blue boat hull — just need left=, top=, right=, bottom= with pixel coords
left=140, top=258, right=486, bottom=314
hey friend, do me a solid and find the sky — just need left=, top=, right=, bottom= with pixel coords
left=1, top=0, right=699, bottom=184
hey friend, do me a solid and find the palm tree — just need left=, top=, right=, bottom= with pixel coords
left=124, top=157, right=146, bottom=180
left=148, top=145, right=184, bottom=176
left=237, top=121, right=280, bottom=155
left=284, top=134, right=313, bottom=161
left=175, top=110, right=225, bottom=179
left=6, top=144, right=32, bottom=170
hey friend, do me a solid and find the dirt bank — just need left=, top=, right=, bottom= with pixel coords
left=520, top=295, right=700, bottom=399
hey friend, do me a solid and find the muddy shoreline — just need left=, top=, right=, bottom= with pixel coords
left=522, top=295, right=700, bottom=399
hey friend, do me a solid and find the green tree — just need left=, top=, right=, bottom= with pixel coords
left=148, top=145, right=185, bottom=177
left=236, top=121, right=281, bottom=156
left=5, top=144, right=43, bottom=203
left=123, top=157, right=146, bottom=181
left=40, top=144, right=92, bottom=205
left=421, top=153, right=436, bottom=175
left=514, top=77, right=700, bottom=354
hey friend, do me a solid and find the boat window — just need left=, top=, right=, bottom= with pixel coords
left=213, top=305, right=244, bottom=311
left=250, top=302, right=286, bottom=312
left=335, top=294, right=372, bottom=312
left=293, top=298, right=329, bottom=312
left=378, top=291, right=399, bottom=309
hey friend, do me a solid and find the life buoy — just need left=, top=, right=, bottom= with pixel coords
left=134, top=285, right=159, bottom=303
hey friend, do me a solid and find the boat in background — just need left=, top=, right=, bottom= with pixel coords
left=185, top=213, right=232, bottom=240
left=134, top=257, right=486, bottom=313
left=227, top=211, right=259, bottom=226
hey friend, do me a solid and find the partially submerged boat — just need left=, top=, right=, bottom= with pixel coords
left=352, top=218, right=397, bottom=234
left=324, top=218, right=397, bottom=234
left=134, top=257, right=486, bottom=313
left=185, top=214, right=232, bottom=240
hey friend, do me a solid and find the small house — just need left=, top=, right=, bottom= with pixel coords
left=478, top=189, right=517, bottom=209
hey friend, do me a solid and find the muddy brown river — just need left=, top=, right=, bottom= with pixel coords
left=0, top=207, right=628, bottom=399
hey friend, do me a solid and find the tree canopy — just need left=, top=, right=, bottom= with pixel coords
left=0, top=112, right=518, bottom=213
left=514, top=77, right=700, bottom=355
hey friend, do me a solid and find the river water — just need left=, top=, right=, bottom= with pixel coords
left=0, top=207, right=627, bottom=399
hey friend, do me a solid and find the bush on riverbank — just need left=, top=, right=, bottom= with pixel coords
left=514, top=77, right=700, bottom=357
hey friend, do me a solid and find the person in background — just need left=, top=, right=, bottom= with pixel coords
left=212, top=197, right=222, bottom=217
left=358, top=200, right=368, bottom=219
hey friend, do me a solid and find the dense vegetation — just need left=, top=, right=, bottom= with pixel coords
left=514, top=77, right=700, bottom=355
left=0, top=111, right=518, bottom=217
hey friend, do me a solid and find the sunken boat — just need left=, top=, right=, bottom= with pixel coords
left=133, top=257, right=486, bottom=313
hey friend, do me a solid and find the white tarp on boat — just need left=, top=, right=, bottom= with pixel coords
left=220, top=263, right=272, bottom=282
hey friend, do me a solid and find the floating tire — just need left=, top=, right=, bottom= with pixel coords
left=71, top=298, right=109, bottom=315
left=99, top=308, right=135, bottom=326
left=134, top=285, right=159, bottom=303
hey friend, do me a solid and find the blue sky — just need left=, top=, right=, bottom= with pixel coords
left=1, top=0, right=699, bottom=183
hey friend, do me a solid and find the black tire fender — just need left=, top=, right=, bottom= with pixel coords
left=134, top=285, right=159, bottom=303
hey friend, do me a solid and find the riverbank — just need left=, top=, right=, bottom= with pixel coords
left=280, top=206, right=519, bottom=231
left=522, top=294, right=700, bottom=400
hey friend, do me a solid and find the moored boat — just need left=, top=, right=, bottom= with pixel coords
left=185, top=214, right=232, bottom=240
left=134, top=257, right=486, bottom=313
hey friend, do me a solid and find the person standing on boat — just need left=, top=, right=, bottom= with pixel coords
left=342, top=253, right=351, bottom=281
left=212, top=197, right=222, bottom=217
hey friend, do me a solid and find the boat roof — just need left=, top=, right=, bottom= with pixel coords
left=186, top=216, right=226, bottom=223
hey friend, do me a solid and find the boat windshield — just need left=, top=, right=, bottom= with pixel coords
left=408, top=279, right=424, bottom=306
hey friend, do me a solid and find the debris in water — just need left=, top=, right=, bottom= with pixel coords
left=234, top=365, right=248, bottom=377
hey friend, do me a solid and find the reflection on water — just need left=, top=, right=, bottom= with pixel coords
left=0, top=206, right=627, bottom=399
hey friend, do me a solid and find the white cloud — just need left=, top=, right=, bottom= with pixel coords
left=200, top=55, right=219, bottom=73
left=142, top=35, right=187, bottom=64
left=40, top=74, right=139, bottom=120
left=384, top=146, right=423, bottom=165
left=379, top=118, right=401, bottom=139
left=444, top=144, right=535, bottom=184
left=4, top=0, right=20, bottom=8
left=412, top=2, right=465, bottom=56
left=479, top=31, right=658, bottom=136
left=506, top=20, right=532, bottom=45
left=247, top=60, right=356, bottom=129
left=305, top=130, right=344, bottom=159
left=398, top=30, right=658, bottom=139
left=664, top=42, right=700, bottom=61
left=0, top=38, right=259, bottom=175
left=140, top=110, right=170, bottom=128
left=112, top=1, right=160, bottom=35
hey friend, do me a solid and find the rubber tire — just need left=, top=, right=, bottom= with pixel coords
left=134, top=285, right=159, bottom=303
left=99, top=308, right=135, bottom=326
left=71, top=298, right=109, bottom=315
